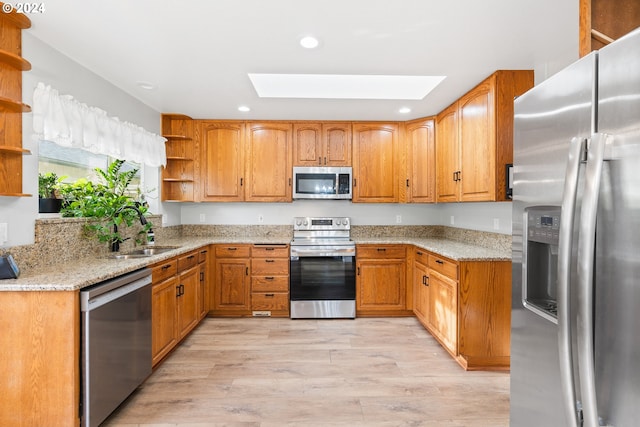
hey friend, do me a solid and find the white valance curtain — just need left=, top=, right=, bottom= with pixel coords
left=32, top=82, right=167, bottom=167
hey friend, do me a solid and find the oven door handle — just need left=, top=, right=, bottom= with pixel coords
left=290, top=248, right=355, bottom=258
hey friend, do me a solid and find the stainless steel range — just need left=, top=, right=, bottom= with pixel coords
left=290, top=217, right=356, bottom=318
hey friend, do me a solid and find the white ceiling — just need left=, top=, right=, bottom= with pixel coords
left=27, top=0, right=578, bottom=121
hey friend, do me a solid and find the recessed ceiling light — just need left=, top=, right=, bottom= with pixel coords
left=398, top=107, right=412, bottom=114
left=300, top=36, right=320, bottom=49
left=248, top=74, right=446, bottom=100
left=238, top=105, right=251, bottom=112
left=136, top=81, right=155, bottom=90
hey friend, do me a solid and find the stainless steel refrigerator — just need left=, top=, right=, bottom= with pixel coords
left=511, top=27, right=640, bottom=427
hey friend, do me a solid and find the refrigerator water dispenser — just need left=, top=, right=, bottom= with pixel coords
left=523, top=206, right=561, bottom=323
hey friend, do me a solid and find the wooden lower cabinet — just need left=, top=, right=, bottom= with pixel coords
left=356, top=244, right=412, bottom=316
left=212, top=244, right=252, bottom=316
left=251, top=244, right=290, bottom=317
left=411, top=246, right=511, bottom=370
left=151, top=248, right=207, bottom=367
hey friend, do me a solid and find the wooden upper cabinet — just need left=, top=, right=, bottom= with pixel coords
left=458, top=80, right=496, bottom=202
left=580, top=0, right=640, bottom=57
left=293, top=122, right=351, bottom=166
left=435, top=103, right=459, bottom=203
left=435, top=70, right=533, bottom=202
left=405, top=117, right=435, bottom=203
left=161, top=115, right=196, bottom=202
left=352, top=122, right=399, bottom=203
left=199, top=120, right=245, bottom=202
left=0, top=9, right=31, bottom=197
left=245, top=122, right=293, bottom=202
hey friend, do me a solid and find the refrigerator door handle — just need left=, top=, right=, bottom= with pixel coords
left=577, top=132, right=611, bottom=427
left=558, top=136, right=586, bottom=427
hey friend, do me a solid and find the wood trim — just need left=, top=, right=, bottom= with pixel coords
left=0, top=291, right=80, bottom=427
left=579, top=0, right=592, bottom=57
left=0, top=3, right=32, bottom=28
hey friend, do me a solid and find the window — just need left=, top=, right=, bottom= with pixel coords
left=38, top=140, right=142, bottom=190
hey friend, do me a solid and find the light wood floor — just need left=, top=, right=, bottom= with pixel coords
left=104, top=317, right=509, bottom=427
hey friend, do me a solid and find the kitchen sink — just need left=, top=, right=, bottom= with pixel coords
left=109, top=246, right=180, bottom=259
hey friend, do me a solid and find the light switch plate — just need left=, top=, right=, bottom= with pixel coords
left=0, top=223, right=7, bottom=245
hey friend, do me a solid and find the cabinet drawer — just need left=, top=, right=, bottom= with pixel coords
left=252, top=244, right=289, bottom=258
left=215, top=245, right=251, bottom=258
left=252, top=276, right=289, bottom=292
left=414, top=248, right=429, bottom=266
left=151, top=258, right=178, bottom=283
left=429, top=254, right=458, bottom=280
left=198, top=247, right=209, bottom=263
left=252, top=292, right=289, bottom=311
left=251, top=258, right=289, bottom=275
left=357, top=245, right=406, bottom=259
left=178, top=251, right=198, bottom=271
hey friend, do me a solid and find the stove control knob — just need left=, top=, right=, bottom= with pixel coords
left=302, top=220, right=308, bottom=226
left=295, top=219, right=302, bottom=226
left=336, top=219, right=342, bottom=225
left=343, top=218, right=349, bottom=226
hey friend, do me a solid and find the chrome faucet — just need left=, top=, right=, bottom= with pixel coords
left=111, top=204, right=152, bottom=252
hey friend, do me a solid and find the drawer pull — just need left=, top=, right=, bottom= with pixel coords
left=200, top=250, right=207, bottom=255
left=377, top=248, right=387, bottom=252
left=265, top=293, right=275, bottom=297
left=435, top=260, right=444, bottom=264
left=265, top=276, right=275, bottom=280
left=161, top=264, right=171, bottom=270
left=265, top=259, right=275, bottom=263
left=265, top=247, right=275, bottom=251
left=416, top=251, right=423, bottom=255
left=227, top=247, right=237, bottom=251
left=187, top=255, right=195, bottom=260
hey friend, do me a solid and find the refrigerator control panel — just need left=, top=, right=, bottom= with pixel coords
left=527, top=208, right=560, bottom=245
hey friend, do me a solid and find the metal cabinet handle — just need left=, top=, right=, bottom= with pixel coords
left=435, top=259, right=444, bottom=265
left=265, top=259, right=275, bottom=263
left=200, top=272, right=204, bottom=282
left=416, top=251, right=423, bottom=256
left=176, top=285, right=181, bottom=297
left=228, top=247, right=237, bottom=251
left=162, top=264, right=171, bottom=270
left=265, top=276, right=274, bottom=280
left=265, top=293, right=275, bottom=297
left=240, top=177, right=243, bottom=186
left=377, top=248, right=386, bottom=252
left=265, top=247, right=275, bottom=251
left=187, top=255, right=195, bottom=260
left=357, top=267, right=360, bottom=275
left=353, top=178, right=357, bottom=187
left=406, top=179, right=410, bottom=187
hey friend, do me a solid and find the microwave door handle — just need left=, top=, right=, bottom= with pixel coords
left=577, top=133, right=609, bottom=427
left=557, top=136, right=586, bottom=427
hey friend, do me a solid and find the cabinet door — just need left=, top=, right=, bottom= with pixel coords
left=413, top=260, right=430, bottom=323
left=293, top=123, right=322, bottom=166
left=405, top=118, right=435, bottom=203
left=458, top=80, right=496, bottom=202
left=152, top=276, right=179, bottom=366
left=214, top=258, right=251, bottom=312
left=356, top=259, right=406, bottom=311
left=429, top=270, right=458, bottom=354
left=435, top=103, right=459, bottom=202
left=245, top=122, right=293, bottom=202
left=200, top=121, right=245, bottom=201
left=323, top=122, right=351, bottom=166
left=177, top=265, right=200, bottom=339
left=352, top=123, right=399, bottom=202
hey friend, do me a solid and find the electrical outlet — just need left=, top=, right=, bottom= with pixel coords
left=450, top=215, right=455, bottom=225
left=395, top=215, right=402, bottom=224
left=258, top=214, right=264, bottom=223
left=199, top=213, right=206, bottom=223
left=493, top=218, right=500, bottom=230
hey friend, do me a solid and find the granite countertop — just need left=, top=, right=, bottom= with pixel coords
left=0, top=235, right=510, bottom=292
left=353, top=237, right=511, bottom=261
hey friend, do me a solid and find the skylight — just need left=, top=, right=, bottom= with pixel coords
left=248, top=74, right=446, bottom=100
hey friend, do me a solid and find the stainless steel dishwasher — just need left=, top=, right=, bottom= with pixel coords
left=80, top=268, right=152, bottom=427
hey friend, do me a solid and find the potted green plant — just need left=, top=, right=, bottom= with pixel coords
left=60, top=160, right=154, bottom=251
left=38, top=172, right=64, bottom=213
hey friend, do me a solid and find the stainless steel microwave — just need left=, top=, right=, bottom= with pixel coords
left=293, top=166, right=352, bottom=200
